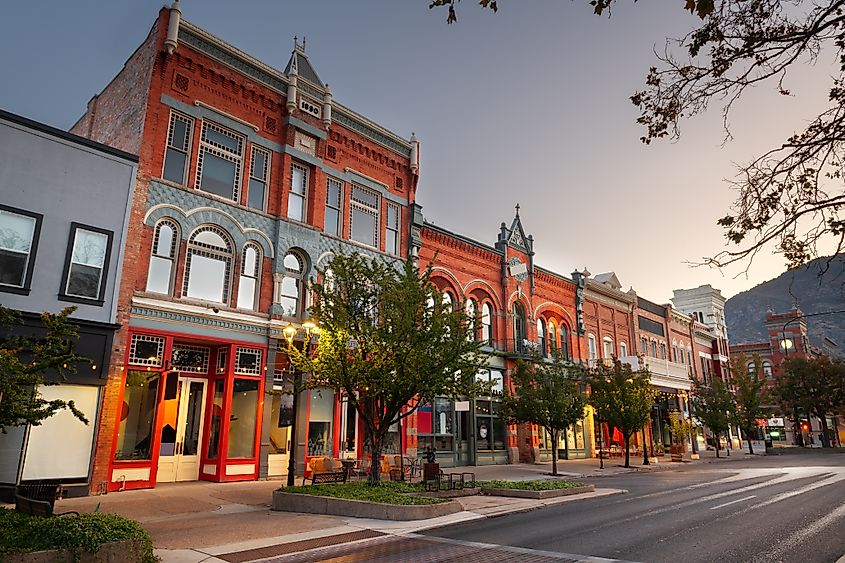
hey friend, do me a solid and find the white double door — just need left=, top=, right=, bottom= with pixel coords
left=157, top=376, right=208, bottom=482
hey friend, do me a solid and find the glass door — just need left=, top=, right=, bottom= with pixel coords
left=157, top=376, right=208, bottom=482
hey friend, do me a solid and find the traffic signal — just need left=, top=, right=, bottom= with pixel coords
left=800, top=421, right=810, bottom=432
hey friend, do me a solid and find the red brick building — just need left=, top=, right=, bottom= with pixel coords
left=72, top=4, right=420, bottom=491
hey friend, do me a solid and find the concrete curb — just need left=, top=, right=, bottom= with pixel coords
left=480, top=484, right=595, bottom=499
left=272, top=490, right=462, bottom=520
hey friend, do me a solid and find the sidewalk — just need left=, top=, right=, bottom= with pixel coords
left=49, top=452, right=753, bottom=562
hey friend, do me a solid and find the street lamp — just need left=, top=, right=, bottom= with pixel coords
left=283, top=321, right=319, bottom=487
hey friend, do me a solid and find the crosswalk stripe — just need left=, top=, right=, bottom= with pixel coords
left=709, top=495, right=756, bottom=510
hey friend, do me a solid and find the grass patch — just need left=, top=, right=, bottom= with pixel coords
left=476, top=479, right=585, bottom=491
left=0, top=508, right=156, bottom=562
left=282, top=481, right=445, bottom=505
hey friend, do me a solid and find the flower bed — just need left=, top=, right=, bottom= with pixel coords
left=282, top=482, right=443, bottom=506
left=478, top=480, right=594, bottom=499
left=0, top=509, right=156, bottom=563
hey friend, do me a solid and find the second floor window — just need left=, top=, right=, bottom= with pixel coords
left=587, top=334, right=597, bottom=360
left=237, top=244, right=261, bottom=310
left=385, top=203, right=400, bottom=255
left=279, top=251, right=305, bottom=318
left=288, top=164, right=308, bottom=222
left=325, top=178, right=342, bottom=236
left=247, top=147, right=270, bottom=211
left=350, top=185, right=379, bottom=248
left=147, top=219, right=179, bottom=295
left=481, top=302, right=493, bottom=345
left=163, top=112, right=193, bottom=184
left=0, top=206, right=40, bottom=290
left=183, top=226, right=232, bottom=304
left=62, top=224, right=111, bottom=301
left=196, top=122, right=244, bottom=201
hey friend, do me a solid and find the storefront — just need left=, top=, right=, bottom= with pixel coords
left=109, top=331, right=267, bottom=491
left=539, top=413, right=593, bottom=460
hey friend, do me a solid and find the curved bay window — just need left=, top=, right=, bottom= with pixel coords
left=147, top=219, right=178, bottom=295
left=183, top=226, right=232, bottom=304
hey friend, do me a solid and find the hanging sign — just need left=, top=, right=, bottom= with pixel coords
left=455, top=401, right=470, bottom=412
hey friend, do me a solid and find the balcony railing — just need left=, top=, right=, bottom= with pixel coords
left=642, top=357, right=692, bottom=389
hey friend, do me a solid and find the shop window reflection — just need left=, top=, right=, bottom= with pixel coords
left=114, top=371, right=160, bottom=460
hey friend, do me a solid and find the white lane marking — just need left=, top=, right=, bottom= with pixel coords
left=415, top=534, right=642, bottom=562
left=748, top=471, right=845, bottom=511
left=751, top=498, right=845, bottom=563
left=709, top=495, right=757, bottom=510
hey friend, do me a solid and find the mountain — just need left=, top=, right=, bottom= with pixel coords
left=725, top=254, right=845, bottom=358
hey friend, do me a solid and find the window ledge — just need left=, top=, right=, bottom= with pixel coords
left=58, top=294, right=105, bottom=306
left=0, top=285, right=31, bottom=296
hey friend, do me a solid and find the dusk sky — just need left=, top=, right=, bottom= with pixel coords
left=1, top=1, right=835, bottom=303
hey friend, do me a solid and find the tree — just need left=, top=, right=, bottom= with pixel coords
left=501, top=354, right=588, bottom=476
left=287, top=251, right=486, bottom=485
left=730, top=353, right=769, bottom=454
left=587, top=360, right=656, bottom=468
left=434, top=1, right=845, bottom=272
left=773, top=356, right=845, bottom=447
left=691, top=376, right=735, bottom=457
left=0, top=306, right=89, bottom=433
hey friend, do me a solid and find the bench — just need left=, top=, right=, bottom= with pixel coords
left=15, top=495, right=79, bottom=518
left=308, top=470, right=348, bottom=485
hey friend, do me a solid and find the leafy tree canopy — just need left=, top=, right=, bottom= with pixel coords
left=691, top=376, right=735, bottom=456
left=773, top=356, right=845, bottom=447
left=729, top=353, right=770, bottom=453
left=587, top=360, right=656, bottom=467
left=0, top=306, right=89, bottom=433
left=432, top=0, right=845, bottom=272
left=287, top=250, right=486, bottom=484
left=502, top=354, right=587, bottom=475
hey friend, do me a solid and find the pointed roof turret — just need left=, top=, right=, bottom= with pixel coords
left=506, top=203, right=532, bottom=253
left=284, top=36, right=325, bottom=88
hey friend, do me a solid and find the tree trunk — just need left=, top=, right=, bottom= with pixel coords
left=746, top=436, right=754, bottom=455
left=367, top=433, right=384, bottom=486
left=550, top=429, right=559, bottom=476
left=818, top=413, right=831, bottom=448
left=642, top=427, right=650, bottom=466
left=623, top=434, right=631, bottom=468
left=715, top=433, right=720, bottom=458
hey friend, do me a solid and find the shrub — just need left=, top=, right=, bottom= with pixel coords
left=282, top=482, right=444, bottom=505
left=0, top=509, right=156, bottom=562
left=476, top=479, right=584, bottom=491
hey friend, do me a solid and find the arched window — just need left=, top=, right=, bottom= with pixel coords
left=587, top=333, right=597, bottom=360
left=237, top=243, right=261, bottom=310
left=279, top=251, right=305, bottom=318
left=659, top=343, right=666, bottom=360
left=183, top=226, right=232, bottom=303
left=513, top=302, right=526, bottom=352
left=466, top=298, right=478, bottom=341
left=147, top=219, right=178, bottom=295
left=650, top=340, right=657, bottom=357
left=560, top=325, right=570, bottom=360
left=442, top=291, right=453, bottom=312
left=619, top=342, right=627, bottom=357
left=679, top=343, right=686, bottom=365
left=481, top=302, right=493, bottom=345
left=762, top=360, right=773, bottom=379
left=548, top=321, right=557, bottom=355
left=747, top=361, right=756, bottom=374
left=602, top=336, right=613, bottom=359
left=641, top=337, right=648, bottom=355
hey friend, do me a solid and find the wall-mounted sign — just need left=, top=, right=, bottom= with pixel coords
left=455, top=401, right=470, bottom=412
left=507, top=257, right=529, bottom=281
left=768, top=417, right=784, bottom=427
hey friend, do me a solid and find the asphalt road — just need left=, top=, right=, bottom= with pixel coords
left=269, top=453, right=845, bottom=563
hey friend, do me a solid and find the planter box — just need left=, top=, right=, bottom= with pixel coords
left=3, top=541, right=146, bottom=563
left=272, top=491, right=462, bottom=520
left=481, top=484, right=594, bottom=499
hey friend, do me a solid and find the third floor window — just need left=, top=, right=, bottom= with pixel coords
left=350, top=185, right=379, bottom=248
left=288, top=164, right=308, bottom=222
left=325, top=177, right=343, bottom=236
left=163, top=112, right=193, bottom=184
left=196, top=122, right=244, bottom=202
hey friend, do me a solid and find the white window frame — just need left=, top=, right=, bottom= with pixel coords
left=481, top=302, right=493, bottom=345
left=237, top=243, right=261, bottom=310
left=162, top=111, right=193, bottom=184
left=195, top=121, right=244, bottom=201
left=0, top=205, right=41, bottom=291
left=588, top=334, right=597, bottom=360
left=183, top=225, right=233, bottom=304
left=247, top=146, right=270, bottom=211
left=385, top=202, right=400, bottom=255
left=62, top=223, right=112, bottom=302
left=325, top=177, right=343, bottom=237
left=602, top=336, right=613, bottom=359
left=288, top=163, right=308, bottom=222
left=350, top=184, right=380, bottom=248
left=146, top=219, right=179, bottom=295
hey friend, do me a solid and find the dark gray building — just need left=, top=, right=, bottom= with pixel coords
left=0, top=109, right=137, bottom=497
